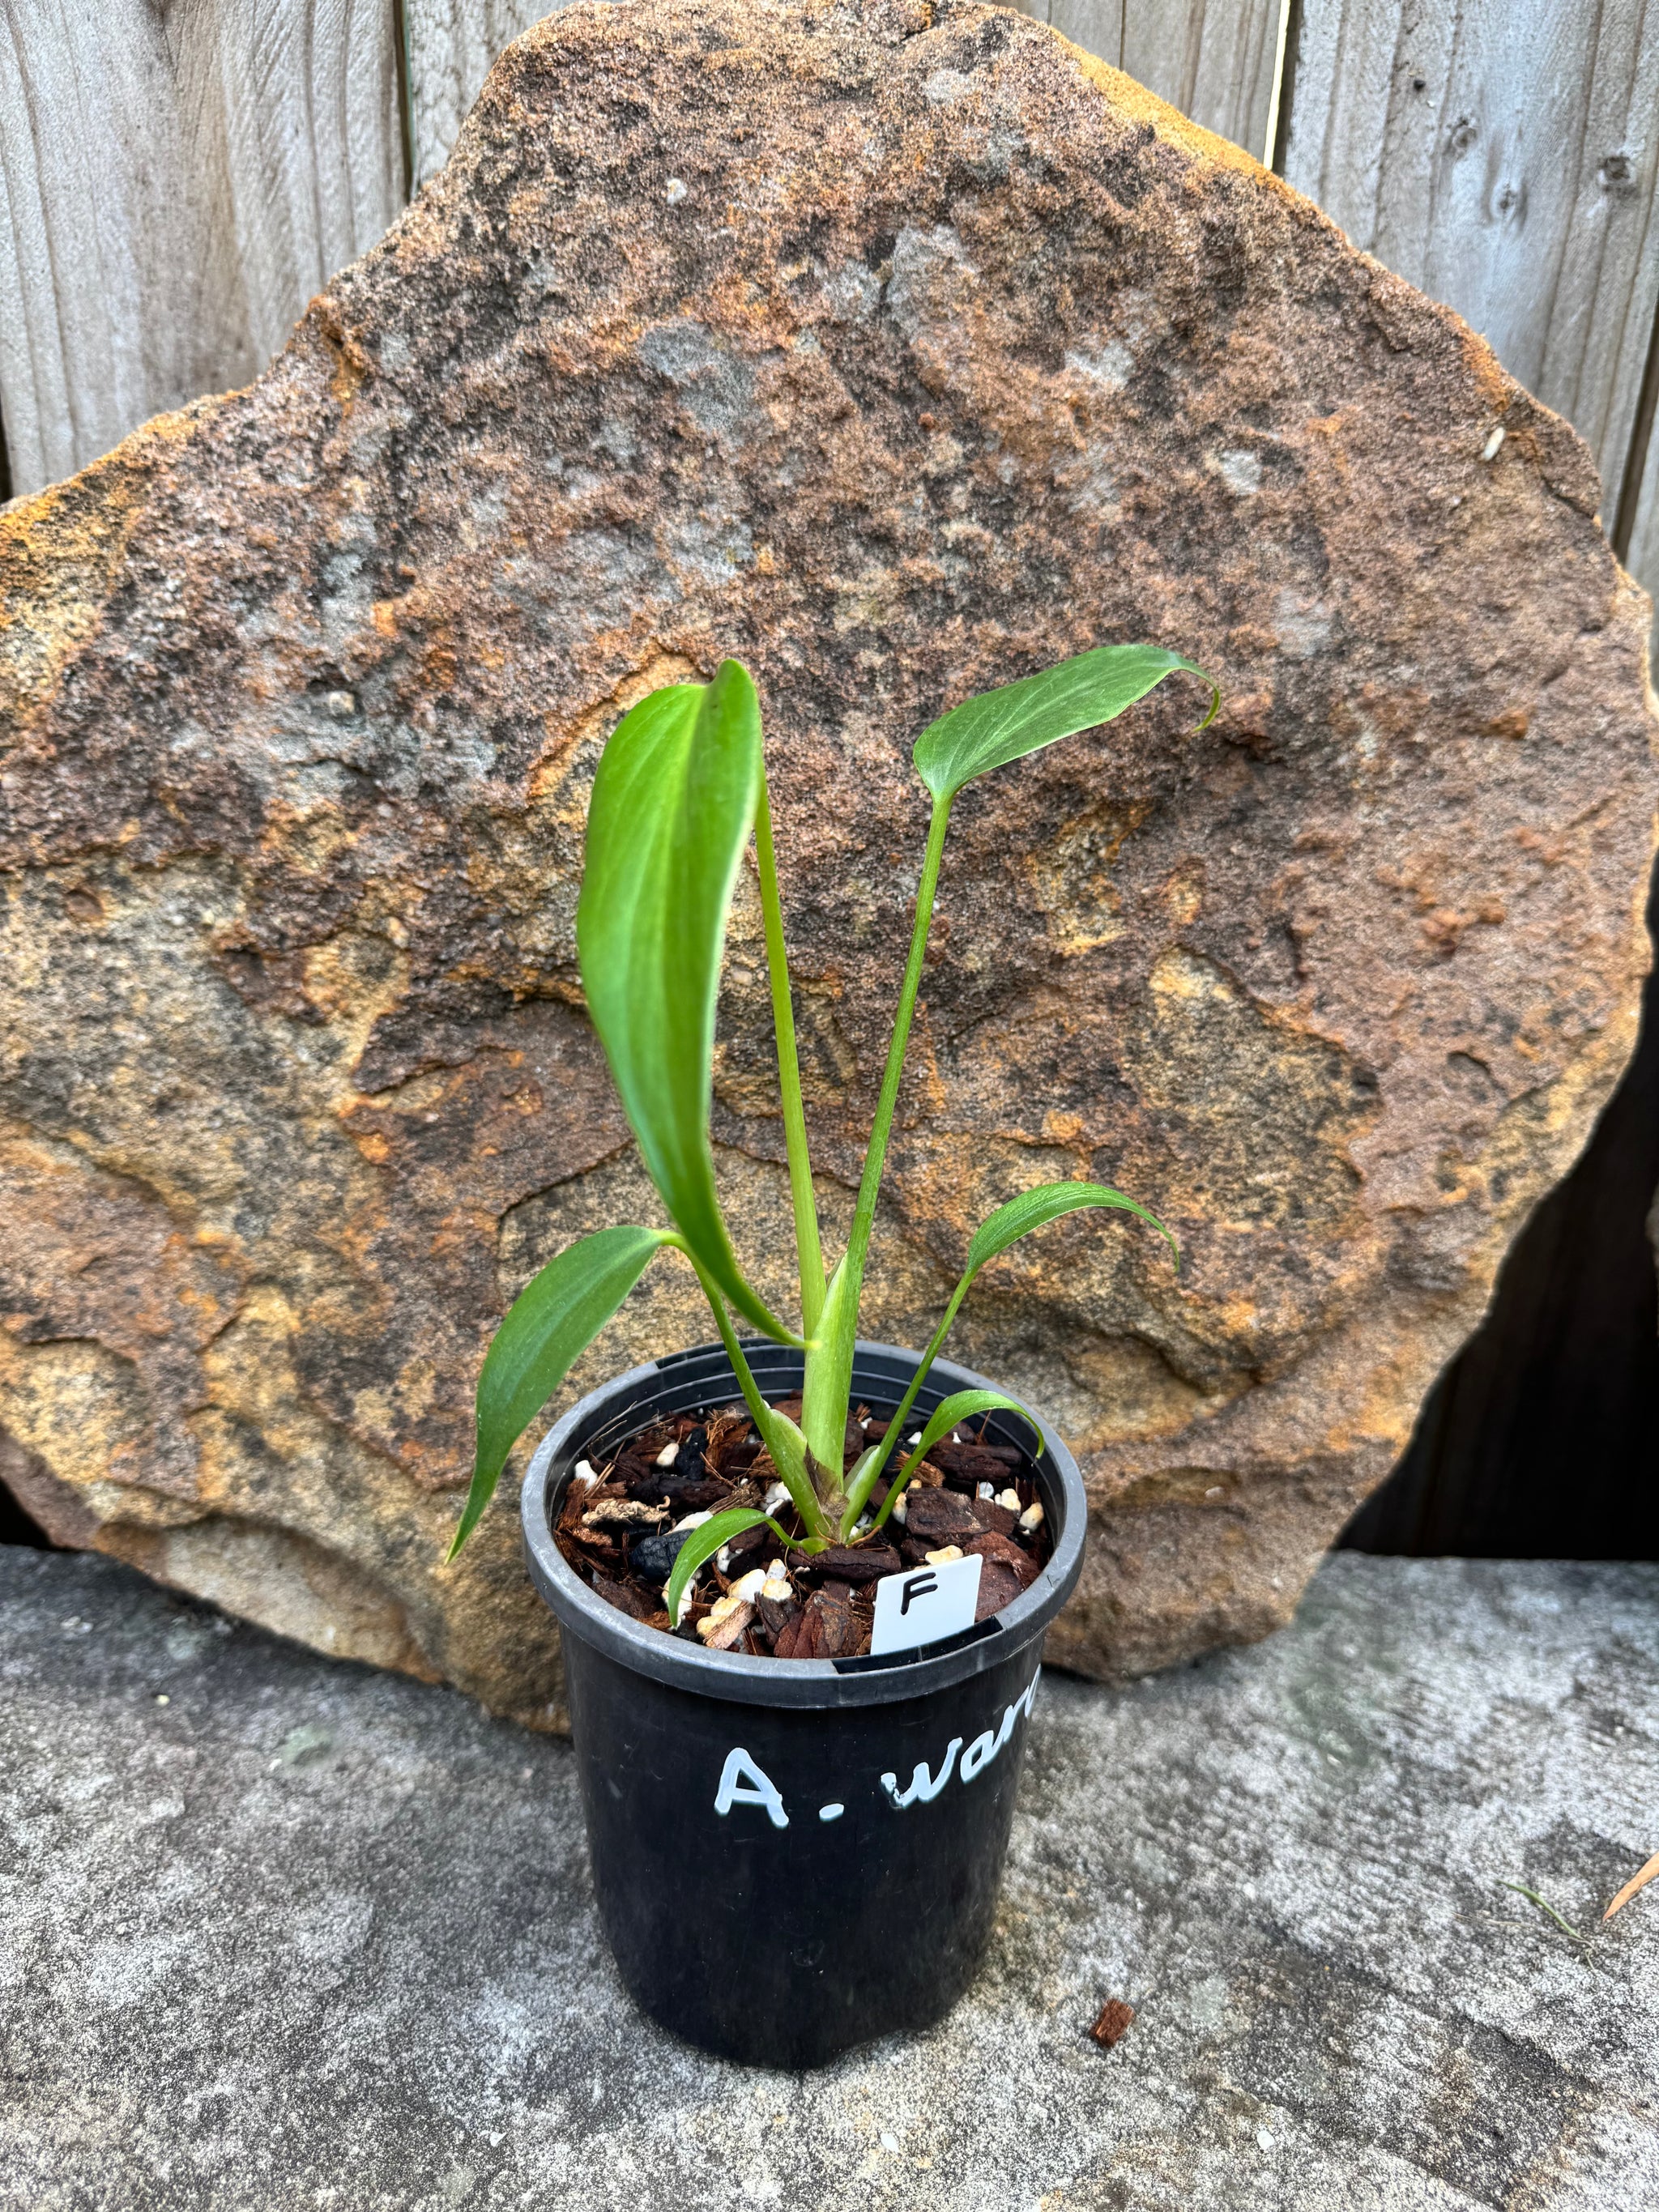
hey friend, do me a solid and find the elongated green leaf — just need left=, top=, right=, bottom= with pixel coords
left=842, top=1183, right=1174, bottom=1529
left=967, top=1180, right=1178, bottom=1271
left=849, top=1379, right=1033, bottom=1535
left=913, top=644, right=1218, bottom=803
left=885, top=1388, right=1040, bottom=1515
left=578, top=661, right=795, bottom=1344
left=663, top=1507, right=795, bottom=1627
left=447, top=1225, right=672, bottom=1561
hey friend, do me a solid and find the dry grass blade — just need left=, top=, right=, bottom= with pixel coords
left=1499, top=1881, right=1595, bottom=1949
left=1602, top=1850, right=1659, bottom=1922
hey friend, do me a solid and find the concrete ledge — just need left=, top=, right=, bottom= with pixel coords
left=2, top=1549, right=1655, bottom=2209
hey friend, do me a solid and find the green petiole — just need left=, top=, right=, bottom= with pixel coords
left=753, top=774, right=825, bottom=1341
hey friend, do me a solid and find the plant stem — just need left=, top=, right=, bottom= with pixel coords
left=839, top=1296, right=962, bottom=1531
left=753, top=774, right=825, bottom=1340
left=847, top=795, right=952, bottom=1281
left=800, top=795, right=953, bottom=1486
left=674, top=1238, right=830, bottom=1541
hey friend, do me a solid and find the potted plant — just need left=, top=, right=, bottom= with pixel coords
left=448, top=644, right=1214, bottom=2064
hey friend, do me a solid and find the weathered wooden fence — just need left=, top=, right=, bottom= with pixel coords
left=2, top=0, right=1655, bottom=638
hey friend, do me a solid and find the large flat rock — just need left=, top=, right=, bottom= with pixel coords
left=2, top=1545, right=1655, bottom=2207
left=1, top=0, right=1654, bottom=1716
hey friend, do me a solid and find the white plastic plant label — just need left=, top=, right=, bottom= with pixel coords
left=870, top=1554, right=983, bottom=1656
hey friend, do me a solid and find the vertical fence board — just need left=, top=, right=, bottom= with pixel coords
left=1625, top=428, right=1659, bottom=654
left=1280, top=0, right=1659, bottom=520
left=0, top=0, right=218, bottom=492
left=403, top=1, right=567, bottom=186
left=211, top=0, right=407, bottom=361
left=1012, top=0, right=1288, bottom=162
left=0, top=0, right=403, bottom=497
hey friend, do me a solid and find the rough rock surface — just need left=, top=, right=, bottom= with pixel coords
left=3, top=1546, right=1656, bottom=2208
left=0, top=0, right=1655, bottom=1718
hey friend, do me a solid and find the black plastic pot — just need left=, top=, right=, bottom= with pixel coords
left=522, top=1338, right=1086, bottom=2067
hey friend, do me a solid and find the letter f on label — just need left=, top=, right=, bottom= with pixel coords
left=714, top=1746, right=789, bottom=1828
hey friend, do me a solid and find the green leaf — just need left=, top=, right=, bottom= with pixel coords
left=865, top=1387, right=1039, bottom=1536
left=578, top=661, right=795, bottom=1344
left=912, top=644, right=1218, bottom=804
left=842, top=1183, right=1173, bottom=1531
left=447, top=1225, right=672, bottom=1561
left=663, top=1507, right=793, bottom=1628
left=967, top=1179, right=1178, bottom=1272
left=896, top=1388, right=1041, bottom=1489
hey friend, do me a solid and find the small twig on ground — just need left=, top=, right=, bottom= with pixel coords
left=1499, top=1881, right=1596, bottom=1951
left=1603, top=1851, right=1659, bottom=1921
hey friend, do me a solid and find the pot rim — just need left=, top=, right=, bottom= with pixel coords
left=521, top=1337, right=1087, bottom=1710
